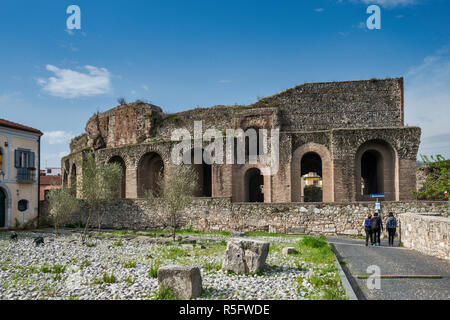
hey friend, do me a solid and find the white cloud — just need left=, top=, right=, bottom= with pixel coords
left=42, top=131, right=75, bottom=145
left=315, top=8, right=324, bottom=12
left=359, top=0, right=417, bottom=8
left=404, top=46, right=450, bottom=157
left=141, top=84, right=149, bottom=91
left=38, top=65, right=111, bottom=98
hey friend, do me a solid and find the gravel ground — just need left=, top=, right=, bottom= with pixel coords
left=0, top=230, right=345, bottom=300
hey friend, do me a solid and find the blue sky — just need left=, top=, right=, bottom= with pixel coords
left=0, top=0, right=449, bottom=167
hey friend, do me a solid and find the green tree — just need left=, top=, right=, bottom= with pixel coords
left=304, top=185, right=323, bottom=202
left=47, top=187, right=80, bottom=236
left=146, top=165, right=198, bottom=241
left=79, top=152, right=123, bottom=241
left=413, top=154, right=449, bottom=200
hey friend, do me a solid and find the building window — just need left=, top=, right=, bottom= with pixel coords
left=15, top=149, right=36, bottom=182
left=18, top=199, right=28, bottom=212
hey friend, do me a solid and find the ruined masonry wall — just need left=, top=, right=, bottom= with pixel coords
left=39, top=199, right=446, bottom=237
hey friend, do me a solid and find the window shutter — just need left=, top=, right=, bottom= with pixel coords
left=28, top=152, right=35, bottom=168
left=15, top=150, right=20, bottom=168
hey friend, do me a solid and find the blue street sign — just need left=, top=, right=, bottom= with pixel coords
left=370, top=194, right=385, bottom=199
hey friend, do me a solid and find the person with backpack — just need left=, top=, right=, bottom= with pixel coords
left=362, top=213, right=373, bottom=246
left=370, top=212, right=383, bottom=246
left=386, top=212, right=397, bottom=247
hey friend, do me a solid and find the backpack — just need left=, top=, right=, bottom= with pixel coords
left=387, top=217, right=396, bottom=229
left=370, top=217, right=379, bottom=230
left=364, top=218, right=371, bottom=227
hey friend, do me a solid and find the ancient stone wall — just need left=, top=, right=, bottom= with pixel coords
left=255, top=78, right=404, bottom=131
left=39, top=198, right=446, bottom=237
left=399, top=213, right=449, bottom=261
left=70, top=78, right=406, bottom=154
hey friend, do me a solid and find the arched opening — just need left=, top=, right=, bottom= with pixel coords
left=291, top=143, right=333, bottom=203
left=70, top=164, right=77, bottom=197
left=183, top=148, right=212, bottom=197
left=63, top=170, right=68, bottom=188
left=245, top=168, right=264, bottom=202
left=0, top=188, right=6, bottom=228
left=108, top=156, right=126, bottom=198
left=355, top=140, right=396, bottom=201
left=137, top=152, right=164, bottom=197
left=301, top=152, right=323, bottom=202
left=361, top=150, right=383, bottom=196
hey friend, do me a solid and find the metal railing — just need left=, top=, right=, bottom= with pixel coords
left=17, top=168, right=35, bottom=183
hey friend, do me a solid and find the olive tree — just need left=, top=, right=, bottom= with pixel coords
left=146, top=165, right=198, bottom=240
left=79, top=152, right=123, bottom=242
left=47, top=187, right=80, bottom=236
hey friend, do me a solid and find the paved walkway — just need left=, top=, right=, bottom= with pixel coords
left=328, top=236, right=450, bottom=300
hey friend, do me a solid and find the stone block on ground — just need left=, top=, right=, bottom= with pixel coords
left=282, top=247, right=298, bottom=255
left=222, top=238, right=270, bottom=274
left=157, top=265, right=202, bottom=299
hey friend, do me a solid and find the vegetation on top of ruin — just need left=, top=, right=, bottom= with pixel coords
left=414, top=154, right=450, bottom=202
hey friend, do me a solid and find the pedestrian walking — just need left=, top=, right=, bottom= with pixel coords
left=370, top=212, right=383, bottom=246
left=386, top=212, right=397, bottom=247
left=362, top=213, right=373, bottom=246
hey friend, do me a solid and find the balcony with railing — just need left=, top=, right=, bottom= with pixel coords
left=17, top=167, right=36, bottom=183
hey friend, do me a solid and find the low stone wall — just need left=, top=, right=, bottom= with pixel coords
left=399, top=213, right=449, bottom=261
left=39, top=198, right=447, bottom=237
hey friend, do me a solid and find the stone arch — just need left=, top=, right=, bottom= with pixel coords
left=0, top=184, right=11, bottom=229
left=355, top=139, right=396, bottom=201
left=182, top=148, right=212, bottom=197
left=244, top=168, right=264, bottom=202
left=137, top=152, right=164, bottom=198
left=70, top=164, right=77, bottom=197
left=63, top=170, right=68, bottom=188
left=108, top=156, right=126, bottom=198
left=291, top=142, right=333, bottom=202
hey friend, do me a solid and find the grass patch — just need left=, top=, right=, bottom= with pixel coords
left=91, top=272, right=117, bottom=285
left=113, top=239, right=123, bottom=247
left=153, top=284, right=178, bottom=300
left=122, top=260, right=137, bottom=268
left=295, top=236, right=334, bottom=264
left=164, top=247, right=189, bottom=260
left=125, top=276, right=135, bottom=284
left=80, top=260, right=91, bottom=269
left=40, top=263, right=65, bottom=274
left=321, top=287, right=348, bottom=300
left=148, top=262, right=160, bottom=278
left=203, top=260, right=222, bottom=272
